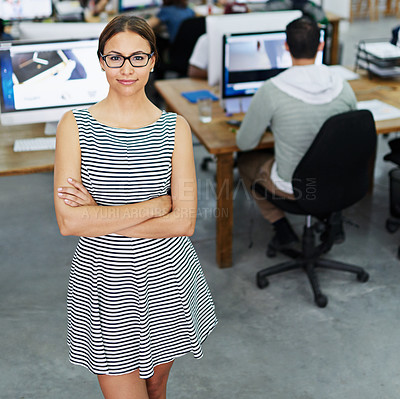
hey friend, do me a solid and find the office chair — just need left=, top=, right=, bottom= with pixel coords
left=252, top=110, right=377, bottom=307
left=164, top=16, right=206, bottom=77
left=383, top=137, right=400, bottom=258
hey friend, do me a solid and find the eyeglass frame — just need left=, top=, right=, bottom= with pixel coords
left=100, top=52, right=155, bottom=68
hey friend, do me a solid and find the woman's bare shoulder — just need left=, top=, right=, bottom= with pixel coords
left=57, top=110, right=79, bottom=142
left=175, top=114, right=190, bottom=132
left=58, top=110, right=77, bottom=128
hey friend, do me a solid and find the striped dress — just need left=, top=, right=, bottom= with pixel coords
left=67, top=109, right=218, bottom=378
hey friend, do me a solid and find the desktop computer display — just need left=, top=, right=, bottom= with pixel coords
left=17, top=21, right=108, bottom=41
left=118, top=0, right=161, bottom=12
left=222, top=29, right=326, bottom=101
left=0, top=38, right=109, bottom=127
left=0, top=0, right=53, bottom=21
left=206, top=10, right=302, bottom=87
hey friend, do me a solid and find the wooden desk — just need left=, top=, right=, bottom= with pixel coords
left=349, top=73, right=400, bottom=134
left=155, top=75, right=400, bottom=268
left=326, top=11, right=342, bottom=65
left=156, top=78, right=274, bottom=269
left=0, top=124, right=54, bottom=176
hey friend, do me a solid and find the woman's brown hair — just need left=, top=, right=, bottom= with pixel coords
left=97, top=15, right=158, bottom=62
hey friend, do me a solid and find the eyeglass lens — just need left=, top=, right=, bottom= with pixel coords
left=104, top=53, right=151, bottom=68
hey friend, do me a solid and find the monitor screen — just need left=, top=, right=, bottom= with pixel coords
left=222, top=29, right=326, bottom=99
left=0, top=38, right=109, bottom=126
left=0, top=0, right=53, bottom=21
left=17, top=21, right=107, bottom=41
left=206, top=10, right=302, bottom=87
left=118, top=0, right=161, bottom=12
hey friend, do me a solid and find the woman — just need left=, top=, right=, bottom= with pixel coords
left=54, top=15, right=217, bottom=399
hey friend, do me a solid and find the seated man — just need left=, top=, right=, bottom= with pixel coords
left=81, top=0, right=113, bottom=16
left=236, top=16, right=357, bottom=251
left=187, top=1, right=326, bottom=80
left=265, top=0, right=328, bottom=25
left=0, top=19, right=13, bottom=41
left=188, top=33, right=208, bottom=79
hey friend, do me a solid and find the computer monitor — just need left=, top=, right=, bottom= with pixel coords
left=118, top=0, right=161, bottom=12
left=206, top=10, right=302, bottom=87
left=0, top=38, right=109, bottom=132
left=0, top=0, right=53, bottom=21
left=17, top=21, right=108, bottom=41
left=222, top=29, right=326, bottom=103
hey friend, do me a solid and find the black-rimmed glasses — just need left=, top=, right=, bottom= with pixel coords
left=100, top=52, right=154, bottom=68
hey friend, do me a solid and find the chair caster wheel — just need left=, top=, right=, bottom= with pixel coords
left=266, top=246, right=277, bottom=258
left=314, top=220, right=325, bottom=233
left=386, top=218, right=400, bottom=233
left=256, top=274, right=269, bottom=289
left=200, top=161, right=209, bottom=171
left=357, top=271, right=369, bottom=282
left=200, top=157, right=213, bottom=171
left=315, top=294, right=328, bottom=308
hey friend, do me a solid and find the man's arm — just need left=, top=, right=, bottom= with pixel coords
left=188, top=64, right=207, bottom=80
left=188, top=34, right=208, bottom=80
left=236, top=82, right=275, bottom=151
left=343, top=80, right=358, bottom=110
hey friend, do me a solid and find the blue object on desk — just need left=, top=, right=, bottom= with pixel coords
left=181, top=90, right=219, bottom=103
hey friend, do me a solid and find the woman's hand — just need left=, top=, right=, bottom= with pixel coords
left=153, top=195, right=172, bottom=217
left=57, top=177, right=97, bottom=207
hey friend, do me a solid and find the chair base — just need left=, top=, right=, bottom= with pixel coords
left=386, top=216, right=400, bottom=233
left=257, top=219, right=369, bottom=308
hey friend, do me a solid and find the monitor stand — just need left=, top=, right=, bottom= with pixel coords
left=44, top=121, right=58, bottom=136
left=223, top=97, right=252, bottom=115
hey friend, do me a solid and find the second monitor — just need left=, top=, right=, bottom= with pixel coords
left=118, top=0, right=161, bottom=12
left=221, top=29, right=326, bottom=108
left=0, top=0, right=53, bottom=21
left=0, top=37, right=109, bottom=133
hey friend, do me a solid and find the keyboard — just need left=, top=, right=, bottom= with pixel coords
left=13, top=137, right=56, bottom=152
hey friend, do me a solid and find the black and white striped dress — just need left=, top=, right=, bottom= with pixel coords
left=67, top=109, right=218, bottom=378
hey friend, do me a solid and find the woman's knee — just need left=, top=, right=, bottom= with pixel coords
left=146, top=361, right=174, bottom=399
left=97, top=370, right=148, bottom=399
left=146, top=376, right=168, bottom=399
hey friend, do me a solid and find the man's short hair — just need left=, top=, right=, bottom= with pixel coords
left=286, top=17, right=320, bottom=59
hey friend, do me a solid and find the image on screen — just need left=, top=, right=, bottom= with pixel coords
left=0, top=38, right=109, bottom=125
left=206, top=10, right=302, bottom=87
left=222, top=29, right=325, bottom=99
left=0, top=0, right=53, bottom=21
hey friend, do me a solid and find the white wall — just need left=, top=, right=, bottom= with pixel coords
left=323, top=0, right=350, bottom=19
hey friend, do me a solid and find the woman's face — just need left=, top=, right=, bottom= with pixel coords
left=100, top=30, right=155, bottom=97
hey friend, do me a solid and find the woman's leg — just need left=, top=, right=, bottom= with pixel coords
left=98, top=370, right=149, bottom=399
left=146, top=361, right=174, bottom=399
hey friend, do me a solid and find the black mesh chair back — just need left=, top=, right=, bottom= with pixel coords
left=168, top=17, right=206, bottom=77
left=293, top=109, right=377, bottom=216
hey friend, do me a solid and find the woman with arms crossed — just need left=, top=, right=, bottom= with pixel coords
left=54, top=15, right=217, bottom=399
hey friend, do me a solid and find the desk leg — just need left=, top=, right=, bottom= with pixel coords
left=215, top=153, right=234, bottom=268
left=385, top=0, right=391, bottom=15
left=329, top=19, right=340, bottom=65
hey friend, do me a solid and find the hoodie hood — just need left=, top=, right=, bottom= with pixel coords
left=270, top=64, right=344, bottom=105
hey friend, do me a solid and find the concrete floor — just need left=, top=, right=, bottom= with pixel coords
left=2, top=15, right=400, bottom=399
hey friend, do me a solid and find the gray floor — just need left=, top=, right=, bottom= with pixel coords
left=2, top=15, right=400, bottom=399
